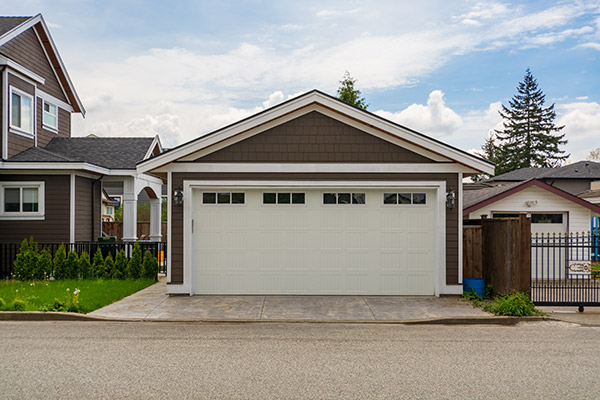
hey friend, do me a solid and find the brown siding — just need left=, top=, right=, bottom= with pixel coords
left=1, top=27, right=68, bottom=101
left=37, top=99, right=70, bottom=147
left=169, top=172, right=460, bottom=286
left=0, top=174, right=70, bottom=242
left=74, top=176, right=102, bottom=241
left=197, top=111, right=434, bottom=163
left=6, top=74, right=36, bottom=157
left=0, top=71, right=2, bottom=158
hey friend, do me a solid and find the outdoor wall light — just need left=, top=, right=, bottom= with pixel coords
left=174, top=186, right=184, bottom=206
left=446, top=187, right=456, bottom=209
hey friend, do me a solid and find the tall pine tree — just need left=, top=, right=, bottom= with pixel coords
left=336, top=71, right=368, bottom=110
left=493, top=68, right=568, bottom=175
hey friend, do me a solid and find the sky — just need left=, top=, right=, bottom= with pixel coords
left=2, top=0, right=600, bottom=162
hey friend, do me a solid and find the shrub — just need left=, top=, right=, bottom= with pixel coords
left=141, top=250, right=159, bottom=281
left=65, top=250, right=79, bottom=279
left=126, top=242, right=142, bottom=279
left=483, top=292, right=541, bottom=317
left=13, top=237, right=39, bottom=281
left=53, top=244, right=67, bottom=280
left=114, top=249, right=127, bottom=279
left=104, top=254, right=115, bottom=279
left=0, top=298, right=5, bottom=309
left=11, top=299, right=26, bottom=311
left=91, top=249, right=104, bottom=278
left=79, top=251, right=91, bottom=279
left=36, top=249, right=53, bottom=280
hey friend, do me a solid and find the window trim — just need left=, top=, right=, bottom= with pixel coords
left=383, top=192, right=427, bottom=206
left=0, top=181, right=45, bottom=220
left=42, top=99, right=58, bottom=132
left=322, top=192, right=366, bottom=205
left=263, top=192, right=306, bottom=205
left=201, top=191, right=246, bottom=205
left=9, top=86, right=35, bottom=137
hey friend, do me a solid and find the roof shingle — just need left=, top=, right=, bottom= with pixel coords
left=0, top=16, right=30, bottom=37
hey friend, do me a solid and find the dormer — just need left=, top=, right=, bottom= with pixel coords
left=0, top=14, right=84, bottom=160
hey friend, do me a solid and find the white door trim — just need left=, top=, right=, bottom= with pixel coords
left=174, top=179, right=450, bottom=296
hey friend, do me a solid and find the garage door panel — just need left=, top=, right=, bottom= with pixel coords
left=193, top=188, right=436, bottom=295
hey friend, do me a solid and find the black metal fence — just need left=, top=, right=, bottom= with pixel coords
left=531, top=233, right=600, bottom=307
left=0, top=241, right=167, bottom=279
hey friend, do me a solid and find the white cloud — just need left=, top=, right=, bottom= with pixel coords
left=374, top=90, right=463, bottom=137
left=316, top=8, right=362, bottom=18
left=263, top=91, right=285, bottom=108
left=556, top=101, right=600, bottom=161
left=578, top=42, right=600, bottom=50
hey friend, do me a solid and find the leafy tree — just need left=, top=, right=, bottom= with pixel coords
left=53, top=244, right=67, bottom=280
left=91, top=248, right=104, bottom=279
left=79, top=251, right=91, bottom=279
left=114, top=249, right=128, bottom=280
left=494, top=68, right=568, bottom=175
left=587, top=148, right=600, bottom=162
left=336, top=71, right=368, bottom=110
left=142, top=250, right=159, bottom=281
left=65, top=250, right=79, bottom=279
left=36, top=249, right=53, bottom=280
left=103, top=254, right=115, bottom=279
left=126, top=242, right=143, bottom=279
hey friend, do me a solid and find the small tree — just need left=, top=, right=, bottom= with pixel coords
left=65, top=249, right=79, bottom=279
left=114, top=249, right=128, bottom=280
left=126, top=242, right=142, bottom=279
left=53, top=244, right=67, bottom=280
left=142, top=250, right=159, bottom=281
left=13, top=238, right=31, bottom=280
left=79, top=251, right=91, bottom=279
left=36, top=249, right=53, bottom=280
left=587, top=148, right=600, bottom=162
left=91, top=248, right=104, bottom=279
left=336, top=71, right=368, bottom=110
left=494, top=68, right=568, bottom=175
left=103, top=254, right=115, bottom=279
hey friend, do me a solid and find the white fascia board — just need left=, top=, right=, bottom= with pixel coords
left=143, top=135, right=163, bottom=160
left=0, top=15, right=41, bottom=46
left=138, top=91, right=494, bottom=175
left=36, top=89, right=73, bottom=112
left=0, top=162, right=110, bottom=174
left=185, top=180, right=447, bottom=189
left=152, top=162, right=478, bottom=175
left=0, top=56, right=45, bottom=84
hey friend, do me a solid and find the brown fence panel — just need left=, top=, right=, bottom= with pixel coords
left=463, top=226, right=483, bottom=278
left=102, top=222, right=168, bottom=241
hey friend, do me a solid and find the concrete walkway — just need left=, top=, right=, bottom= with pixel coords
left=89, top=279, right=490, bottom=322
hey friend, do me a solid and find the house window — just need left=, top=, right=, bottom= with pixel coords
left=0, top=182, right=45, bottom=219
left=42, top=101, right=58, bottom=131
left=106, top=206, right=114, bottom=215
left=383, top=192, right=427, bottom=205
left=202, top=192, right=245, bottom=204
left=263, top=192, right=305, bottom=204
left=323, top=193, right=366, bottom=205
left=531, top=213, right=563, bottom=224
left=10, top=88, right=34, bottom=136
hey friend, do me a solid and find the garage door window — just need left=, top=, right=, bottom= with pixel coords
left=263, top=192, right=305, bottom=204
left=323, top=193, right=366, bottom=205
left=202, top=192, right=245, bottom=204
left=531, top=213, right=563, bottom=224
left=383, top=192, right=426, bottom=205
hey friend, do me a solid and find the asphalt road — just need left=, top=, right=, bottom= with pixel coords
left=1, top=321, right=599, bottom=399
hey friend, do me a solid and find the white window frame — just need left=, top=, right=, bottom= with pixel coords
left=42, top=100, right=58, bottom=132
left=9, top=86, right=35, bottom=137
left=0, top=181, right=45, bottom=220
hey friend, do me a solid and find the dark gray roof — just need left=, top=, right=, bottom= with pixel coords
left=541, top=161, right=600, bottom=179
left=485, top=167, right=551, bottom=182
left=0, top=16, right=30, bottom=37
left=7, top=137, right=156, bottom=169
left=463, top=181, right=523, bottom=210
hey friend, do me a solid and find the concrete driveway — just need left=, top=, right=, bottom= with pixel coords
left=89, top=279, right=489, bottom=322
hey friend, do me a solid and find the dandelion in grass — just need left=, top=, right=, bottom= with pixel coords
left=74, top=289, right=80, bottom=296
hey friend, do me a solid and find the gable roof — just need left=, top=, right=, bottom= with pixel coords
left=485, top=161, right=600, bottom=183
left=6, top=137, right=159, bottom=170
left=137, top=90, right=495, bottom=175
left=463, top=179, right=600, bottom=216
left=0, top=14, right=85, bottom=115
left=485, top=167, right=551, bottom=183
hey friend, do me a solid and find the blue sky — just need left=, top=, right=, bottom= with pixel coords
left=2, top=0, right=599, bottom=161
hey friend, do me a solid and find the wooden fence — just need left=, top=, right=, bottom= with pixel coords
left=463, top=226, right=483, bottom=279
left=102, top=222, right=168, bottom=241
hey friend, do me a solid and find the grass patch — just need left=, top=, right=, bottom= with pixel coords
left=0, top=279, right=155, bottom=313
left=462, top=289, right=547, bottom=317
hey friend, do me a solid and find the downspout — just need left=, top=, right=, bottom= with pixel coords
left=91, top=175, right=104, bottom=240
left=1, top=66, right=7, bottom=160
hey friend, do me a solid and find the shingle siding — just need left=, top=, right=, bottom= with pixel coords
left=197, top=111, right=434, bottom=163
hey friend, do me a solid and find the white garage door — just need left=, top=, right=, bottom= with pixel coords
left=192, top=188, right=436, bottom=295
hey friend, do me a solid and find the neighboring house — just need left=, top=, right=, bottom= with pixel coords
left=137, top=90, right=494, bottom=296
left=578, top=180, right=600, bottom=206
left=463, top=179, right=600, bottom=236
left=0, top=14, right=164, bottom=244
left=101, top=189, right=118, bottom=222
left=485, top=161, right=600, bottom=195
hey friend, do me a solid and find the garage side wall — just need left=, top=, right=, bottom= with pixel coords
left=170, top=172, right=459, bottom=286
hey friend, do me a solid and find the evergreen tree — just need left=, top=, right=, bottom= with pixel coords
left=103, top=254, right=115, bottom=279
left=79, top=251, right=91, bottom=279
left=53, top=244, right=67, bottom=280
left=471, top=132, right=502, bottom=182
left=126, top=242, right=142, bottom=279
left=91, top=248, right=104, bottom=279
left=114, top=249, right=128, bottom=280
left=336, top=71, right=368, bottom=110
left=494, top=68, right=568, bottom=175
left=65, top=249, right=79, bottom=279
left=141, top=250, right=159, bottom=281
left=36, top=249, right=53, bottom=280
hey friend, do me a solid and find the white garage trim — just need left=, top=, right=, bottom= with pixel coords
left=168, top=179, right=453, bottom=296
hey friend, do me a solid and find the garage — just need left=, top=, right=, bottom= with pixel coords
left=191, top=187, right=436, bottom=295
left=137, top=90, right=495, bottom=296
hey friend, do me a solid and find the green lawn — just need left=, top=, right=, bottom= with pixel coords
left=0, top=279, right=155, bottom=313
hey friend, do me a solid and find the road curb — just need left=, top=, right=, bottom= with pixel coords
left=0, top=312, right=555, bottom=325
